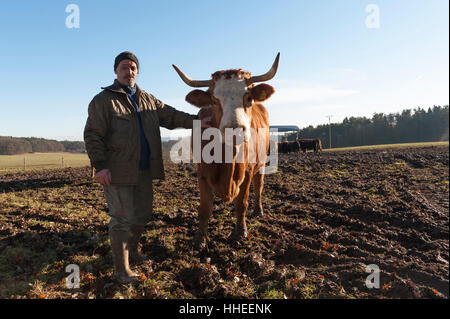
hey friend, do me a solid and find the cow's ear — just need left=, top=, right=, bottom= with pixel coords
left=250, top=84, right=275, bottom=102
left=185, top=90, right=212, bottom=107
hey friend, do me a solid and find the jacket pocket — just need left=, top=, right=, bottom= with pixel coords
left=110, top=113, right=133, bottom=151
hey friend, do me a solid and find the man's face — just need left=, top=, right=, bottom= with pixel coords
left=115, top=59, right=138, bottom=87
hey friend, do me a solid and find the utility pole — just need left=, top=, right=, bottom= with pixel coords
left=326, top=115, right=333, bottom=149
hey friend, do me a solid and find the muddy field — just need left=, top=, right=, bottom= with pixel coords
left=0, top=146, right=448, bottom=299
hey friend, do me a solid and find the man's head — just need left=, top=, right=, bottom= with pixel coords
left=114, top=51, right=139, bottom=87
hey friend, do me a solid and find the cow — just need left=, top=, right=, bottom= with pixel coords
left=172, top=53, right=279, bottom=248
left=298, top=138, right=322, bottom=152
left=278, top=141, right=288, bottom=153
left=277, top=140, right=299, bottom=153
left=288, top=140, right=300, bottom=153
left=316, top=139, right=323, bottom=152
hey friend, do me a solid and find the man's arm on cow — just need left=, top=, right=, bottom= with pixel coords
left=83, top=96, right=111, bottom=185
left=197, top=107, right=213, bottom=128
left=151, top=94, right=211, bottom=129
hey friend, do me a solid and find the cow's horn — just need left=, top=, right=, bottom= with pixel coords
left=172, top=65, right=212, bottom=87
left=247, top=52, right=280, bottom=84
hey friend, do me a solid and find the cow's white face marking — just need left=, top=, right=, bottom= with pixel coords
left=213, top=76, right=251, bottom=142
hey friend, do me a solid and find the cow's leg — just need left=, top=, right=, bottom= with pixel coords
left=195, top=177, right=214, bottom=250
left=231, top=173, right=252, bottom=241
left=252, top=171, right=265, bottom=216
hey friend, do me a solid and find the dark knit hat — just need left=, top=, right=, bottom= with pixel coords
left=114, top=51, right=139, bottom=71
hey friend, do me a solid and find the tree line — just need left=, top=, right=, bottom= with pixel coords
left=0, top=137, right=86, bottom=155
left=287, top=105, right=449, bottom=148
left=1, top=105, right=448, bottom=155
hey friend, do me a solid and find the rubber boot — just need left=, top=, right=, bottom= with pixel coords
left=128, top=225, right=149, bottom=265
left=110, top=230, right=139, bottom=284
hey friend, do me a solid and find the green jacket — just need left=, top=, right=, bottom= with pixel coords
left=84, top=79, right=196, bottom=185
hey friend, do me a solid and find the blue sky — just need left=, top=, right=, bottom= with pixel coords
left=0, top=0, right=448, bottom=140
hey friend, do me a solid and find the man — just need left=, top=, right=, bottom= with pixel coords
left=84, top=51, right=211, bottom=283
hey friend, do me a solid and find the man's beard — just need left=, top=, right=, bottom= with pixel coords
left=123, top=77, right=135, bottom=86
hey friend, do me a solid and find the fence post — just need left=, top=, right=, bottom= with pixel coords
left=24, top=157, right=26, bottom=170
left=62, top=156, right=64, bottom=168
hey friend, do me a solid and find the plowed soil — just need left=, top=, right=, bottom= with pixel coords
left=0, top=145, right=448, bottom=299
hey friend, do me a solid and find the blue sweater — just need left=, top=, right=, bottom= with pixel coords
left=121, top=84, right=150, bottom=171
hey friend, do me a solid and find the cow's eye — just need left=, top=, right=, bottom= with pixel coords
left=243, top=93, right=253, bottom=107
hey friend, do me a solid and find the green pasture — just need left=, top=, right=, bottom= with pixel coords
left=324, top=141, right=448, bottom=152
left=0, top=152, right=90, bottom=171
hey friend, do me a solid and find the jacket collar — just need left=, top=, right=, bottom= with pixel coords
left=101, top=79, right=144, bottom=113
left=102, top=79, right=142, bottom=95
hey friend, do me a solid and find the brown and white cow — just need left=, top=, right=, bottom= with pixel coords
left=173, top=53, right=280, bottom=248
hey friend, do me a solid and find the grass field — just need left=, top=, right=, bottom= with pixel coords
left=324, top=141, right=449, bottom=152
left=0, top=152, right=90, bottom=171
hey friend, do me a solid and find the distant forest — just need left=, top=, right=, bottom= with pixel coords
left=287, top=105, right=449, bottom=148
left=0, top=137, right=85, bottom=155
left=1, top=105, right=448, bottom=155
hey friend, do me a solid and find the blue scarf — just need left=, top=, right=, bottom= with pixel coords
left=121, top=84, right=150, bottom=171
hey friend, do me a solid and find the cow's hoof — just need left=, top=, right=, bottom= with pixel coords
left=194, top=232, right=208, bottom=251
left=230, top=228, right=248, bottom=242
left=254, top=209, right=264, bottom=217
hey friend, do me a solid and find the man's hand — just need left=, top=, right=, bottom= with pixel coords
left=198, top=107, right=213, bottom=128
left=201, top=116, right=212, bottom=128
left=95, top=169, right=112, bottom=187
